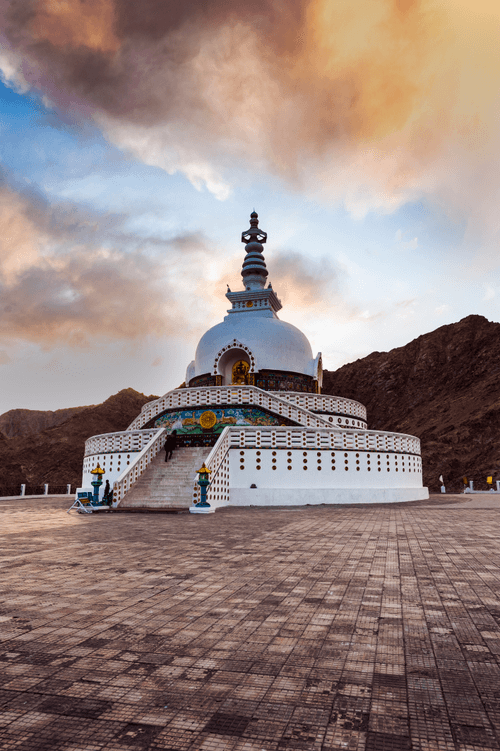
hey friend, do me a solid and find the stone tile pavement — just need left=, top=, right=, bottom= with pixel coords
left=1, top=494, right=500, bottom=750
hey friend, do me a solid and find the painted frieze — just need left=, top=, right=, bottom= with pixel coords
left=154, top=406, right=288, bottom=435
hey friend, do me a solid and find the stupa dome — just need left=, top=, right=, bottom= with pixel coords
left=194, top=314, right=315, bottom=379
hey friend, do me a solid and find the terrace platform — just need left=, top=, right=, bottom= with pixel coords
left=1, top=494, right=500, bottom=750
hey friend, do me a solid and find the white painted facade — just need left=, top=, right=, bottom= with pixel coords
left=78, top=212, right=428, bottom=508
left=228, top=448, right=422, bottom=490
left=227, top=445, right=426, bottom=505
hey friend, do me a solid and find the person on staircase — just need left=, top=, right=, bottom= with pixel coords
left=103, top=479, right=113, bottom=506
left=164, top=430, right=178, bottom=462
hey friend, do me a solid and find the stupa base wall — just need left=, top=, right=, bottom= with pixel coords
left=228, top=487, right=429, bottom=506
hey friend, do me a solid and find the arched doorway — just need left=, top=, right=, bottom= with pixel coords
left=216, top=348, right=252, bottom=385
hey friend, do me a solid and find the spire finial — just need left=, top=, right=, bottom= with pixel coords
left=240, top=211, right=268, bottom=289
left=242, top=211, right=266, bottom=245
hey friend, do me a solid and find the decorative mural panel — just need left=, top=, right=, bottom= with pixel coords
left=155, top=407, right=291, bottom=435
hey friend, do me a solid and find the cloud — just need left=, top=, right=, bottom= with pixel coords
left=483, top=285, right=495, bottom=301
left=1, top=0, right=500, bottom=230
left=267, top=250, right=340, bottom=307
left=0, top=179, right=214, bottom=348
left=0, top=247, right=166, bottom=347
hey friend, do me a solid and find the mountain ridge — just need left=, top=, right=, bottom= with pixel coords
left=0, top=406, right=90, bottom=439
left=323, top=314, right=500, bottom=491
left=0, top=388, right=158, bottom=492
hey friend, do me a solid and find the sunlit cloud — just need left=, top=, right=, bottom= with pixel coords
left=267, top=250, right=340, bottom=307
left=0, top=179, right=218, bottom=348
left=0, top=0, right=499, bottom=232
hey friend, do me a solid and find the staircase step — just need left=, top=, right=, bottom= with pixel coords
left=118, top=447, right=210, bottom=509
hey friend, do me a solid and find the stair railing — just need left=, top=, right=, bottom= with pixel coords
left=191, top=427, right=232, bottom=507
left=84, top=428, right=163, bottom=457
left=113, top=427, right=166, bottom=505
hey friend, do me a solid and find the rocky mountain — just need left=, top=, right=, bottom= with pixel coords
left=0, top=406, right=89, bottom=438
left=323, top=314, right=500, bottom=492
left=0, top=389, right=157, bottom=493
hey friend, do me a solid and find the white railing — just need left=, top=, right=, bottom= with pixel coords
left=281, top=392, right=367, bottom=421
left=85, top=429, right=161, bottom=457
left=127, top=386, right=336, bottom=432
left=141, top=399, right=159, bottom=413
left=221, top=426, right=421, bottom=454
left=113, top=428, right=166, bottom=504
left=192, top=427, right=232, bottom=506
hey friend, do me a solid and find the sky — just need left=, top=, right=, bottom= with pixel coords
left=0, top=0, right=499, bottom=414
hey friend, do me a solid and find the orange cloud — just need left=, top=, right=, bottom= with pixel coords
left=31, top=0, right=119, bottom=53
left=0, top=186, right=41, bottom=282
left=268, top=250, right=340, bottom=307
left=1, top=0, right=500, bottom=222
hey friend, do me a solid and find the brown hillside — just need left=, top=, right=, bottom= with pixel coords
left=0, top=389, right=158, bottom=492
left=0, top=406, right=89, bottom=438
left=323, top=314, right=500, bottom=492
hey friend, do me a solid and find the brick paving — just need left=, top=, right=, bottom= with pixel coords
left=1, top=495, right=500, bottom=750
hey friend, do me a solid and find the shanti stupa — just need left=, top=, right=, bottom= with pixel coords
left=79, top=213, right=428, bottom=511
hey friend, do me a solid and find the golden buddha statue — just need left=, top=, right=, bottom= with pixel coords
left=232, top=360, right=250, bottom=384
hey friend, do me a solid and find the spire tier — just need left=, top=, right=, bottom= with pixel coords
left=226, top=211, right=282, bottom=316
left=240, top=211, right=268, bottom=290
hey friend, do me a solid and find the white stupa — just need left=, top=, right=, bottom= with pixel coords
left=78, top=212, right=428, bottom=511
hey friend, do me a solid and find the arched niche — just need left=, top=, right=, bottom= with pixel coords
left=214, top=344, right=255, bottom=385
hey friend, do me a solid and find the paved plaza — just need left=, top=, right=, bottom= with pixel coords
left=2, top=495, right=500, bottom=750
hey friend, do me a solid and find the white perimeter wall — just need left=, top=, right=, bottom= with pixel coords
left=229, top=448, right=423, bottom=489
left=226, top=447, right=427, bottom=506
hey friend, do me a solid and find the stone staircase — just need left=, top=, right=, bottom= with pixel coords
left=118, top=447, right=210, bottom=510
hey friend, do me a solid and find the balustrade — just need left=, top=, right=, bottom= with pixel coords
left=84, top=429, right=161, bottom=457
left=113, top=428, right=166, bottom=504
left=127, top=386, right=344, bottom=432
left=192, top=427, right=232, bottom=507
left=282, top=393, right=367, bottom=420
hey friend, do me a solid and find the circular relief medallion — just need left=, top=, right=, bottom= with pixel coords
left=246, top=301, right=253, bottom=308
left=200, top=410, right=217, bottom=429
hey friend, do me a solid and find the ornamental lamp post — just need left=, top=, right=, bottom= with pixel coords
left=190, top=463, right=215, bottom=514
left=90, top=464, right=105, bottom=505
left=196, top=463, right=211, bottom=506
